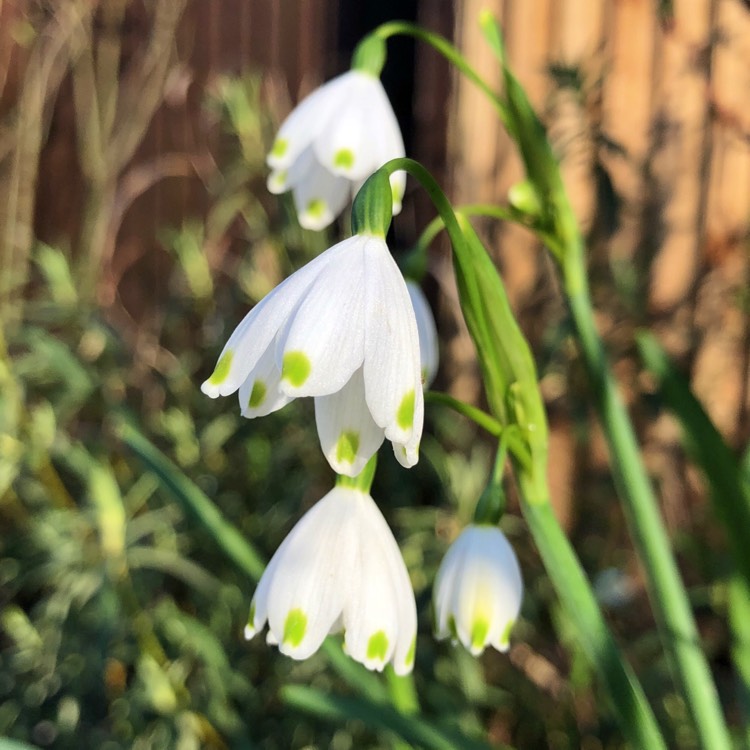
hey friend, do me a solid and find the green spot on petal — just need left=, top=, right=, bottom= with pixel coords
left=405, top=637, right=416, bottom=667
left=248, top=380, right=266, bottom=408
left=366, top=630, right=389, bottom=662
left=283, top=608, right=307, bottom=647
left=282, top=351, right=311, bottom=388
left=247, top=601, right=256, bottom=626
left=471, top=617, right=490, bottom=651
left=396, top=390, right=415, bottom=430
left=208, top=351, right=233, bottom=385
left=447, top=615, right=458, bottom=640
left=335, top=431, right=360, bottom=465
left=305, top=198, right=326, bottom=220
left=270, top=138, right=288, bottom=158
left=500, top=619, right=515, bottom=648
left=334, top=148, right=355, bottom=169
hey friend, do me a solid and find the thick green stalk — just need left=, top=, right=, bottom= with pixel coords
left=368, top=158, right=667, bottom=749
left=563, top=255, right=731, bottom=750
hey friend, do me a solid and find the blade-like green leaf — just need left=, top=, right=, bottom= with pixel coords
left=281, top=685, right=498, bottom=750
left=114, top=417, right=265, bottom=582
left=637, top=331, right=750, bottom=584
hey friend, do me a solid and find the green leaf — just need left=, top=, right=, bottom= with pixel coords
left=637, top=331, right=750, bottom=585
left=0, top=738, right=43, bottom=750
left=114, top=417, right=265, bottom=583
left=281, top=685, right=499, bottom=750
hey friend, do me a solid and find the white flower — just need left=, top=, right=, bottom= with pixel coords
left=245, top=486, right=417, bottom=675
left=433, top=525, right=523, bottom=655
left=266, top=70, right=406, bottom=230
left=201, top=234, right=424, bottom=475
left=406, top=281, right=439, bottom=388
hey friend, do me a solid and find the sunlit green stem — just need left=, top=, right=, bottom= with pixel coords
left=474, top=436, right=508, bottom=525
left=336, top=454, right=378, bottom=494
left=367, top=21, right=510, bottom=128
left=424, top=391, right=503, bottom=437
left=563, top=254, right=731, bottom=750
left=729, top=573, right=750, bottom=742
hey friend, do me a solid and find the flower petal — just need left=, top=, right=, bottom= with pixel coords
left=267, top=72, right=353, bottom=171
left=314, top=367, right=385, bottom=476
left=201, top=239, right=349, bottom=398
left=277, top=236, right=366, bottom=397
left=288, top=153, right=351, bottom=231
left=263, top=488, right=359, bottom=660
left=238, top=345, right=292, bottom=418
left=344, top=492, right=416, bottom=674
left=362, top=239, right=423, bottom=452
left=406, top=281, right=439, bottom=388
left=313, top=73, right=401, bottom=181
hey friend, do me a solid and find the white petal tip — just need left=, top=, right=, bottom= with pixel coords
left=243, top=625, right=256, bottom=640
left=201, top=381, right=220, bottom=398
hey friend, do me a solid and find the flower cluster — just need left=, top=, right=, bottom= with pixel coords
left=203, top=61, right=524, bottom=673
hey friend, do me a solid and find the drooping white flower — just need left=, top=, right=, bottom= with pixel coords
left=266, top=70, right=406, bottom=230
left=433, top=524, right=523, bottom=656
left=201, top=234, right=424, bottom=475
left=406, top=281, right=439, bottom=388
left=245, top=486, right=417, bottom=675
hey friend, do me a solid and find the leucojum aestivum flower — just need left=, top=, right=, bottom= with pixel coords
left=203, top=33, right=524, bottom=676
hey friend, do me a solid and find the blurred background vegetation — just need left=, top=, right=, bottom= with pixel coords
left=1, top=0, right=749, bottom=748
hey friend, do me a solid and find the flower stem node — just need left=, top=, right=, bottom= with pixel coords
left=201, top=235, right=424, bottom=476
left=245, top=486, right=417, bottom=675
left=433, top=525, right=523, bottom=656
left=266, top=70, right=406, bottom=230
left=351, top=169, right=394, bottom=239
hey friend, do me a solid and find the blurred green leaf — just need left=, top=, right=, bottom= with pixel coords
left=0, top=738, right=43, bottom=750
left=282, top=685, right=499, bottom=750
left=115, top=417, right=265, bottom=582
left=637, top=332, right=750, bottom=585
left=34, top=243, right=77, bottom=307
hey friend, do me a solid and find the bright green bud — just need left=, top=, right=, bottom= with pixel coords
left=508, top=179, right=543, bottom=218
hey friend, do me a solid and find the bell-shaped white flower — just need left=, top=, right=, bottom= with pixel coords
left=406, top=281, right=439, bottom=388
left=433, top=524, right=523, bottom=656
left=201, top=234, right=424, bottom=475
left=245, top=486, right=417, bottom=675
left=266, top=70, right=406, bottom=230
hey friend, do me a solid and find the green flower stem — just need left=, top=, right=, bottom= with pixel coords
left=414, top=204, right=520, bottom=257
left=563, top=256, right=731, bottom=750
left=369, top=22, right=510, bottom=129
left=336, top=454, right=378, bottom=494
left=474, top=435, right=509, bottom=525
left=380, top=157, right=666, bottom=749
left=424, top=390, right=503, bottom=437
left=729, top=572, right=750, bottom=739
